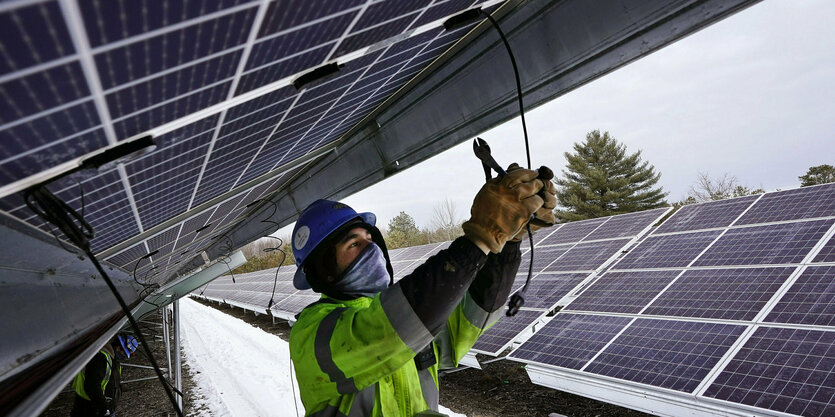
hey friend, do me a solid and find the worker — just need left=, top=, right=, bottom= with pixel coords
left=289, top=164, right=557, bottom=416
left=71, top=335, right=138, bottom=417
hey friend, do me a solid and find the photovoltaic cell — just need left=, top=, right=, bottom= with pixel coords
left=471, top=309, right=542, bottom=355
left=509, top=313, right=632, bottom=370
left=704, top=326, right=835, bottom=416
left=766, top=266, right=835, bottom=326
left=0, top=1, right=74, bottom=75
left=644, top=267, right=794, bottom=321
left=813, top=235, right=835, bottom=263
left=514, top=273, right=588, bottom=309
left=655, top=195, right=758, bottom=234
left=612, top=230, right=722, bottom=270
left=544, top=239, right=630, bottom=272
left=585, top=319, right=746, bottom=393
left=565, top=270, right=680, bottom=314
left=693, top=220, right=834, bottom=267
left=530, top=244, right=572, bottom=272
left=582, top=208, right=668, bottom=241
left=538, top=218, right=606, bottom=246
left=736, top=183, right=835, bottom=225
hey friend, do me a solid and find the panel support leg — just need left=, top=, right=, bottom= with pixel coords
left=173, top=299, right=182, bottom=410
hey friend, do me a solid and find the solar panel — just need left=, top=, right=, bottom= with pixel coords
left=543, top=238, right=631, bottom=272
left=693, top=220, right=834, bottom=267
left=654, top=195, right=758, bottom=234
left=565, top=270, right=681, bottom=314
left=537, top=217, right=606, bottom=246
left=0, top=0, right=498, bottom=286
left=471, top=309, right=543, bottom=355
left=704, top=326, right=835, bottom=416
left=584, top=319, right=746, bottom=393
left=509, top=184, right=835, bottom=417
left=612, top=230, right=722, bottom=270
left=582, top=208, right=668, bottom=241
left=765, top=265, right=835, bottom=326
left=644, top=267, right=794, bottom=321
left=736, top=183, right=835, bottom=225
left=513, top=273, right=588, bottom=309
left=510, top=313, right=633, bottom=370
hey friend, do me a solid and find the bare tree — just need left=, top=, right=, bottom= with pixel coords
left=684, top=172, right=764, bottom=203
left=429, top=198, right=463, bottom=242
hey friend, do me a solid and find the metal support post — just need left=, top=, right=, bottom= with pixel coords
left=162, top=306, right=172, bottom=380
left=173, top=299, right=182, bottom=410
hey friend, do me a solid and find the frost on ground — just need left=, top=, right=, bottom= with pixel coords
left=180, top=298, right=466, bottom=417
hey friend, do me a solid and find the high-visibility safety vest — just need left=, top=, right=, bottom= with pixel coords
left=290, top=287, right=501, bottom=416
left=72, top=350, right=113, bottom=401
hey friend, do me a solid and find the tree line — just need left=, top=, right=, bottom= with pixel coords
left=232, top=129, right=833, bottom=273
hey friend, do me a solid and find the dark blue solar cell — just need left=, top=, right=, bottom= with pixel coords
left=566, top=270, right=680, bottom=314
left=0, top=1, right=74, bottom=75
left=516, top=273, right=588, bottom=309
left=538, top=218, right=607, bottom=246
left=105, top=51, right=241, bottom=118
left=180, top=209, right=214, bottom=237
left=0, top=128, right=108, bottom=186
left=736, top=183, right=835, bottom=225
left=257, top=0, right=364, bottom=37
left=645, top=267, right=794, bottom=320
left=225, top=86, right=295, bottom=121
left=583, top=208, right=668, bottom=241
left=112, top=80, right=231, bottom=139
left=247, top=13, right=356, bottom=70
left=0, top=63, right=89, bottom=124
left=704, top=326, right=835, bottom=416
left=191, top=133, right=269, bottom=207
left=79, top=0, right=253, bottom=47
left=655, top=195, right=758, bottom=234
left=94, top=9, right=254, bottom=89
left=0, top=100, right=99, bottom=157
left=471, top=309, right=542, bottom=355
left=334, top=15, right=415, bottom=58
left=236, top=44, right=331, bottom=95
left=694, top=220, right=834, bottom=267
left=148, top=225, right=180, bottom=253
left=50, top=169, right=140, bottom=252
left=766, top=266, right=835, bottom=326
left=814, top=235, right=835, bottom=263
left=509, top=313, right=632, bottom=370
left=528, top=244, right=572, bottom=272
left=128, top=129, right=214, bottom=229
left=352, top=0, right=430, bottom=32
left=586, top=319, right=745, bottom=392
left=105, top=242, right=148, bottom=270
left=613, top=230, right=722, bottom=270
left=544, top=239, right=631, bottom=273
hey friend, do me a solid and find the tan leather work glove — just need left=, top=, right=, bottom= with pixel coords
left=462, top=164, right=546, bottom=254
left=510, top=164, right=558, bottom=241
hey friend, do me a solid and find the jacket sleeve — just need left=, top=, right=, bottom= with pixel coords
left=436, top=240, right=522, bottom=369
left=84, top=352, right=109, bottom=410
left=290, top=237, right=487, bottom=401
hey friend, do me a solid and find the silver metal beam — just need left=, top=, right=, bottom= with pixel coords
left=173, top=299, right=183, bottom=411
left=163, top=306, right=172, bottom=380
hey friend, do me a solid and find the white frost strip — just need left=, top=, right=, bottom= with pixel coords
left=179, top=298, right=468, bottom=416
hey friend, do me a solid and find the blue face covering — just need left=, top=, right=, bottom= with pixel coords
left=332, top=242, right=390, bottom=298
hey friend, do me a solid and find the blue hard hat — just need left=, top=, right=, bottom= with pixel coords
left=117, top=335, right=138, bottom=358
left=292, top=199, right=375, bottom=290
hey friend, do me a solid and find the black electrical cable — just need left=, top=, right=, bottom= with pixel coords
left=248, top=199, right=289, bottom=311
left=23, top=185, right=184, bottom=417
left=468, top=9, right=541, bottom=316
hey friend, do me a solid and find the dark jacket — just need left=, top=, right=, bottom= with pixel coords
left=71, top=343, right=121, bottom=417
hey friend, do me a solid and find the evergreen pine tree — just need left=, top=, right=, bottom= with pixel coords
left=556, top=130, right=668, bottom=221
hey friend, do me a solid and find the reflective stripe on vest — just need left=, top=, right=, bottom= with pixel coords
left=72, top=350, right=112, bottom=400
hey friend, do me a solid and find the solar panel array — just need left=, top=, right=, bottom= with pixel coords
left=470, top=207, right=671, bottom=356
left=0, top=0, right=500, bottom=286
left=510, top=183, right=835, bottom=417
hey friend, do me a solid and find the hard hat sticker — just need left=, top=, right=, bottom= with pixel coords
left=294, top=226, right=311, bottom=250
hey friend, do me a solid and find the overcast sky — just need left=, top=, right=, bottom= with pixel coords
left=284, top=0, right=835, bottom=235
